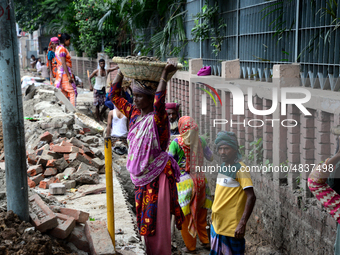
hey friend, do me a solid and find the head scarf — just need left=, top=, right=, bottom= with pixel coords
left=214, top=131, right=242, bottom=163
left=178, top=116, right=206, bottom=238
left=132, top=79, right=158, bottom=96
left=50, top=37, right=59, bottom=44
left=178, top=116, right=203, bottom=173
left=166, top=103, right=180, bottom=116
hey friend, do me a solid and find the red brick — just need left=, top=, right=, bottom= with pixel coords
left=52, top=146, right=79, bottom=154
left=27, top=153, right=37, bottom=165
left=49, top=213, right=76, bottom=239
left=31, top=173, right=44, bottom=185
left=85, top=221, right=115, bottom=255
left=37, top=155, right=53, bottom=167
left=46, top=159, right=57, bottom=167
left=58, top=208, right=89, bottom=223
left=64, top=154, right=70, bottom=163
left=60, top=140, right=73, bottom=147
left=39, top=177, right=60, bottom=189
left=29, top=194, right=58, bottom=232
left=67, top=224, right=90, bottom=253
left=27, top=165, right=43, bottom=177
left=44, top=168, right=58, bottom=177
left=40, top=131, right=53, bottom=143
left=27, top=177, right=36, bottom=188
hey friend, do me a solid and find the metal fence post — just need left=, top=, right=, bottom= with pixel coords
left=0, top=0, right=29, bottom=221
left=236, top=0, right=240, bottom=59
left=294, top=0, right=300, bottom=62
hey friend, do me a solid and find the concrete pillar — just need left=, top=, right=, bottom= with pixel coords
left=189, top=58, right=203, bottom=75
left=244, top=95, right=254, bottom=157
left=185, top=81, right=189, bottom=116
left=221, top=59, right=241, bottom=79
left=272, top=64, right=301, bottom=184
left=0, top=0, right=29, bottom=221
left=287, top=105, right=301, bottom=190
left=272, top=63, right=300, bottom=87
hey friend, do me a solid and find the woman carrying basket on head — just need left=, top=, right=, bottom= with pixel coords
left=108, top=62, right=184, bottom=255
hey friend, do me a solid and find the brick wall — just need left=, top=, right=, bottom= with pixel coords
left=168, top=63, right=338, bottom=254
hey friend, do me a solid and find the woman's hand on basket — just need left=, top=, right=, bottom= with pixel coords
left=164, top=60, right=177, bottom=74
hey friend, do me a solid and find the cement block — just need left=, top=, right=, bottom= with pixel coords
left=61, top=179, right=76, bottom=189
left=49, top=183, right=66, bottom=195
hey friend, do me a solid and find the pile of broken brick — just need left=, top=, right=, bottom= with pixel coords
left=26, top=131, right=105, bottom=195
left=29, top=193, right=115, bottom=254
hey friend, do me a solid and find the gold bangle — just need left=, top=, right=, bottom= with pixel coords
left=117, top=72, right=122, bottom=77
left=160, top=77, right=167, bottom=83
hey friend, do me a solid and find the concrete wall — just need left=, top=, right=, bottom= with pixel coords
left=168, top=59, right=338, bottom=254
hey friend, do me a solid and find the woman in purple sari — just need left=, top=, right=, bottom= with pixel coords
left=108, top=62, right=184, bottom=254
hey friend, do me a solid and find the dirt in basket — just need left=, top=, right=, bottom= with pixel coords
left=124, top=55, right=159, bottom=62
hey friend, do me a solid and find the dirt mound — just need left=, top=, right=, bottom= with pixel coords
left=0, top=211, right=76, bottom=255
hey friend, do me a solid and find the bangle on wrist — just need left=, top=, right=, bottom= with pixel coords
left=160, top=77, right=167, bottom=83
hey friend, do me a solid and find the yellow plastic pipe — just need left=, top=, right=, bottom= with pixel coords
left=104, top=137, right=115, bottom=248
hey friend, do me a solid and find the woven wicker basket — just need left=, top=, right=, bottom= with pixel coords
left=112, top=57, right=183, bottom=82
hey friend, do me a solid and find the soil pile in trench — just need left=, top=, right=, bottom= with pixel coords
left=0, top=211, right=76, bottom=255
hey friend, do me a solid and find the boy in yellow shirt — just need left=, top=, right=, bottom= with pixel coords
left=211, top=131, right=256, bottom=255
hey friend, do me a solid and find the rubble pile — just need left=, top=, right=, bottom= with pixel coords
left=0, top=83, right=145, bottom=254
left=26, top=131, right=105, bottom=193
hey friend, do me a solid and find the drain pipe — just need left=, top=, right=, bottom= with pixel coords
left=0, top=0, right=29, bottom=221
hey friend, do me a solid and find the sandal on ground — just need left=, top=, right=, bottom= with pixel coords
left=181, top=247, right=196, bottom=254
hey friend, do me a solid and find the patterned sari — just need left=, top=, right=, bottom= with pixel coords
left=54, top=45, right=77, bottom=106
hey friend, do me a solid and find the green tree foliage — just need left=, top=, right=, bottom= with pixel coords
left=15, top=0, right=188, bottom=59
left=74, top=0, right=121, bottom=58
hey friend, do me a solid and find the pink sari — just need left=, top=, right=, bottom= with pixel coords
left=126, top=112, right=180, bottom=186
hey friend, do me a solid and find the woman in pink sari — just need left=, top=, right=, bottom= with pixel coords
left=108, top=62, right=184, bottom=254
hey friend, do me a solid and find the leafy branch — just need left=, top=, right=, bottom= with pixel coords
left=191, top=1, right=227, bottom=57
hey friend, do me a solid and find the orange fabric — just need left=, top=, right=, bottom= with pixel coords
left=61, top=88, right=76, bottom=107
left=54, top=45, right=77, bottom=103
left=180, top=208, right=209, bottom=251
left=55, top=46, right=72, bottom=68
left=178, top=116, right=206, bottom=238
